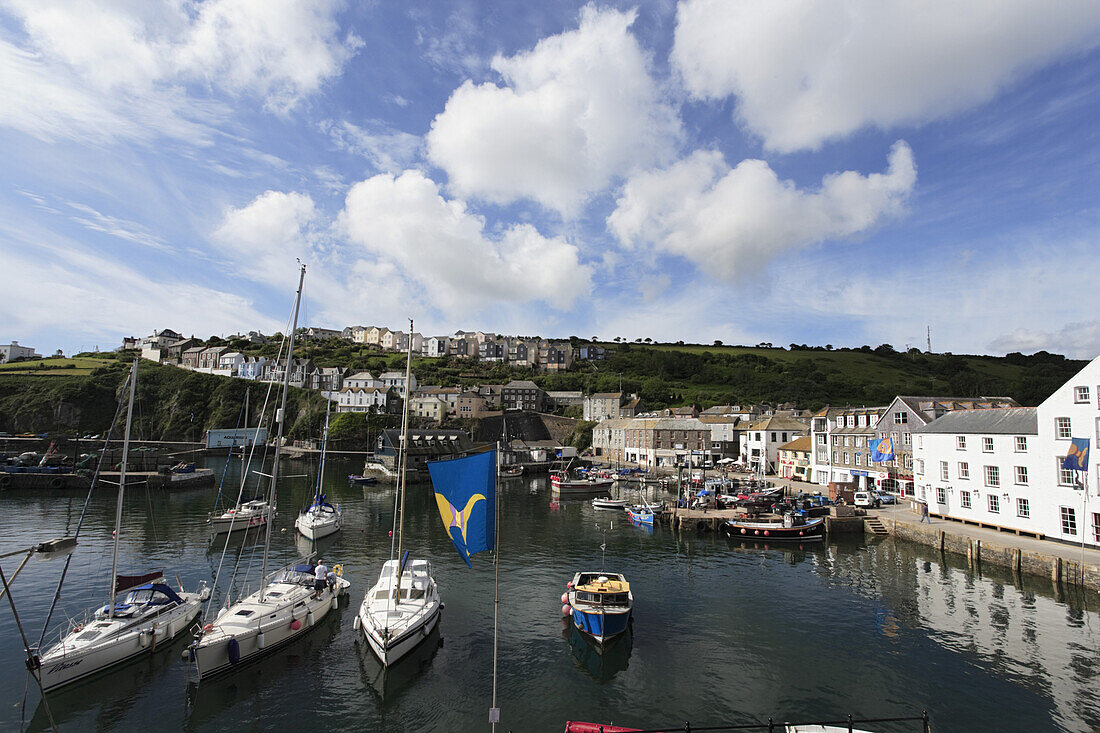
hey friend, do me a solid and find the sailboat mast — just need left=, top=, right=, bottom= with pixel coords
left=317, top=399, right=331, bottom=499
left=261, top=263, right=305, bottom=600
left=395, top=318, right=414, bottom=596
left=108, top=359, right=138, bottom=619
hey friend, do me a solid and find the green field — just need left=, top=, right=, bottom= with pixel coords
left=0, top=356, right=114, bottom=375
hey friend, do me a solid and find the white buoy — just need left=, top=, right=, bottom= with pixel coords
left=353, top=615, right=361, bottom=631
left=256, top=631, right=266, bottom=649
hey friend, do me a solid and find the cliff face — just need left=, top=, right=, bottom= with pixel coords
left=0, top=362, right=326, bottom=441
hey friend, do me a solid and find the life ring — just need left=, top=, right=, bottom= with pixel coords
left=202, top=623, right=213, bottom=633
left=332, top=564, right=343, bottom=577
left=49, top=477, right=64, bottom=489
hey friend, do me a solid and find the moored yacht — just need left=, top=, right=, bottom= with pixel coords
left=356, top=558, right=442, bottom=666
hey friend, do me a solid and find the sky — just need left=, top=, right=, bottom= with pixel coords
left=3, top=1, right=1100, bottom=359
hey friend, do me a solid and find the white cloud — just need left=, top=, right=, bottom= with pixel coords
left=0, top=0, right=359, bottom=143
left=66, top=202, right=170, bottom=252
left=426, top=5, right=681, bottom=216
left=608, top=141, right=916, bottom=278
left=338, top=170, right=593, bottom=309
left=212, top=190, right=318, bottom=284
left=671, top=0, right=1100, bottom=152
left=321, top=119, right=421, bottom=173
left=989, top=323, right=1100, bottom=360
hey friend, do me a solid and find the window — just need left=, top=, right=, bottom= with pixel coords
left=771, top=432, right=776, bottom=442
left=1017, top=498, right=1030, bottom=518
left=1014, top=466, right=1028, bottom=485
left=843, top=452, right=850, bottom=463
left=844, top=436, right=851, bottom=447
left=903, top=433, right=912, bottom=447
left=940, top=461, right=949, bottom=480
left=988, top=494, right=1000, bottom=513
left=982, top=437, right=994, bottom=453
left=1061, top=507, right=1077, bottom=535
left=1075, top=386, right=1090, bottom=403
left=958, top=462, right=970, bottom=479
left=1055, top=417, right=1072, bottom=440
left=904, top=454, right=913, bottom=469
left=1058, top=459, right=1076, bottom=487
left=832, top=451, right=838, bottom=462
left=956, top=436, right=967, bottom=450
left=985, top=465, right=1000, bottom=487
left=936, top=487, right=946, bottom=505
left=916, top=459, right=924, bottom=476
left=918, top=435, right=923, bottom=449
left=1015, top=436, right=1027, bottom=452
left=1093, top=513, right=1100, bottom=543
left=832, top=435, right=839, bottom=446
left=960, top=491, right=972, bottom=508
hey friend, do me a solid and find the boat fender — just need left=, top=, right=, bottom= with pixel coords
left=764, top=530, right=770, bottom=536
left=566, top=581, right=574, bottom=589
left=290, top=619, right=302, bottom=630
left=202, top=623, right=214, bottom=634
left=333, top=564, right=343, bottom=577
left=561, top=592, right=568, bottom=604
left=331, top=594, right=339, bottom=611
left=256, top=631, right=266, bottom=649
left=562, top=605, right=571, bottom=616
left=799, top=531, right=804, bottom=536
left=353, top=615, right=361, bottom=631
left=740, top=528, right=746, bottom=535
left=306, top=611, right=315, bottom=627
left=139, top=629, right=152, bottom=648
left=227, top=638, right=240, bottom=665
left=754, top=530, right=760, bottom=535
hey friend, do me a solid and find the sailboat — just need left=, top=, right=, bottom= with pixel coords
left=188, top=264, right=350, bottom=679
left=207, top=390, right=275, bottom=535
left=356, top=318, right=442, bottom=666
left=295, top=400, right=342, bottom=540
left=33, top=360, right=209, bottom=692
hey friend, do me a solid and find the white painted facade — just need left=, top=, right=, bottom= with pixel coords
left=0, top=341, right=42, bottom=363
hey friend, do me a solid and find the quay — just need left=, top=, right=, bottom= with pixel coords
left=97, top=468, right=215, bottom=489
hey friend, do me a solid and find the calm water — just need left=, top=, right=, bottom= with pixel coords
left=2, top=455, right=1099, bottom=732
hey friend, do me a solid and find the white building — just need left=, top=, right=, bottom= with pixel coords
left=334, top=387, right=390, bottom=413
left=0, top=341, right=42, bottom=363
left=424, top=336, right=450, bottom=357
left=739, top=415, right=809, bottom=474
left=345, top=371, right=381, bottom=390
left=239, top=356, right=267, bottom=380
left=913, top=354, right=1100, bottom=548
left=380, top=370, right=416, bottom=394
left=809, top=406, right=888, bottom=490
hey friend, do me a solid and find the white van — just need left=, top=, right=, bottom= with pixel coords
left=853, top=491, right=880, bottom=508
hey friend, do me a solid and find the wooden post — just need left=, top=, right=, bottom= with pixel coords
left=1052, top=557, right=1062, bottom=584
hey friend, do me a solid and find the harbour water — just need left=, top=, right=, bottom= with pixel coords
left=2, top=455, right=1099, bottom=732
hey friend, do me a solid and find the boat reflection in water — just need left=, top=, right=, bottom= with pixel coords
left=29, top=635, right=191, bottom=732
left=185, top=607, right=344, bottom=727
left=356, top=624, right=443, bottom=703
left=563, top=619, right=632, bottom=682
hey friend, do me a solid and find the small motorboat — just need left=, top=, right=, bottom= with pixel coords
left=564, top=572, right=633, bottom=645
left=725, top=514, right=825, bottom=542
left=499, top=464, right=524, bottom=477
left=591, top=497, right=628, bottom=510
left=625, top=505, right=654, bottom=525
left=348, top=474, right=378, bottom=486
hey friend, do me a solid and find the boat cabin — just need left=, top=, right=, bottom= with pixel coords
left=573, top=574, right=631, bottom=607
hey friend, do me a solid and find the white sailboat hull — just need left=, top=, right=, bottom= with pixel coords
left=294, top=507, right=342, bottom=540
left=357, top=558, right=441, bottom=668
left=208, top=504, right=272, bottom=534
left=36, top=594, right=202, bottom=692
left=359, top=604, right=440, bottom=666
left=189, top=577, right=349, bottom=680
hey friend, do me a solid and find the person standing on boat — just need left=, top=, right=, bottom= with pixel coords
left=313, top=559, right=329, bottom=599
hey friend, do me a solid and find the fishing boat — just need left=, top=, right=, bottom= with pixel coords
left=564, top=572, right=633, bottom=645
left=625, top=505, right=654, bottom=525
left=33, top=360, right=208, bottom=692
left=347, top=474, right=378, bottom=485
left=295, top=401, right=343, bottom=540
left=499, top=464, right=524, bottom=478
left=591, top=497, right=628, bottom=510
left=357, top=318, right=442, bottom=667
left=189, top=265, right=351, bottom=680
left=725, top=514, right=825, bottom=542
left=551, top=470, right=615, bottom=495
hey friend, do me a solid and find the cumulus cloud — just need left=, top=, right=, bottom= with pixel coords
left=608, top=141, right=916, bottom=278
left=426, top=5, right=681, bottom=216
left=212, top=190, right=318, bottom=284
left=0, top=0, right=359, bottom=142
left=672, top=0, right=1100, bottom=152
left=338, top=170, right=592, bottom=309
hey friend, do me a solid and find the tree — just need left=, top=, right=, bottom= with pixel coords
left=714, top=340, right=723, bottom=347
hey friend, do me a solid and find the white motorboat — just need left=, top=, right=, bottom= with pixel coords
left=591, top=497, right=628, bottom=510
left=189, top=265, right=350, bottom=680
left=208, top=498, right=272, bottom=534
left=33, top=360, right=208, bottom=692
left=356, top=558, right=441, bottom=666
left=357, top=318, right=440, bottom=667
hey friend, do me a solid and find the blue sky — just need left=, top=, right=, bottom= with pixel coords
left=3, top=1, right=1100, bottom=358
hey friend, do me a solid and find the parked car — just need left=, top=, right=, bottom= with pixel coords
left=853, top=491, right=881, bottom=508
left=875, top=491, right=897, bottom=505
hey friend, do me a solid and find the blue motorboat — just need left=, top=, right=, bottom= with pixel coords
left=625, top=505, right=654, bottom=525
left=566, top=572, right=633, bottom=645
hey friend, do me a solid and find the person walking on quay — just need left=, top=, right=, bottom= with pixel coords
left=919, top=500, right=931, bottom=523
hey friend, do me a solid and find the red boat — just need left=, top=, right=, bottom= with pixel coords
left=550, top=471, right=615, bottom=495
left=564, top=723, right=643, bottom=733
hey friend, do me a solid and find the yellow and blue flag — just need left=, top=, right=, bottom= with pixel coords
left=869, top=437, right=895, bottom=462
left=1062, top=438, right=1090, bottom=472
left=427, top=450, right=496, bottom=567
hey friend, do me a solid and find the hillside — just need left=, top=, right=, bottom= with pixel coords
left=0, top=353, right=328, bottom=441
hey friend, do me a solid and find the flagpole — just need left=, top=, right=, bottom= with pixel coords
left=490, top=441, right=501, bottom=731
